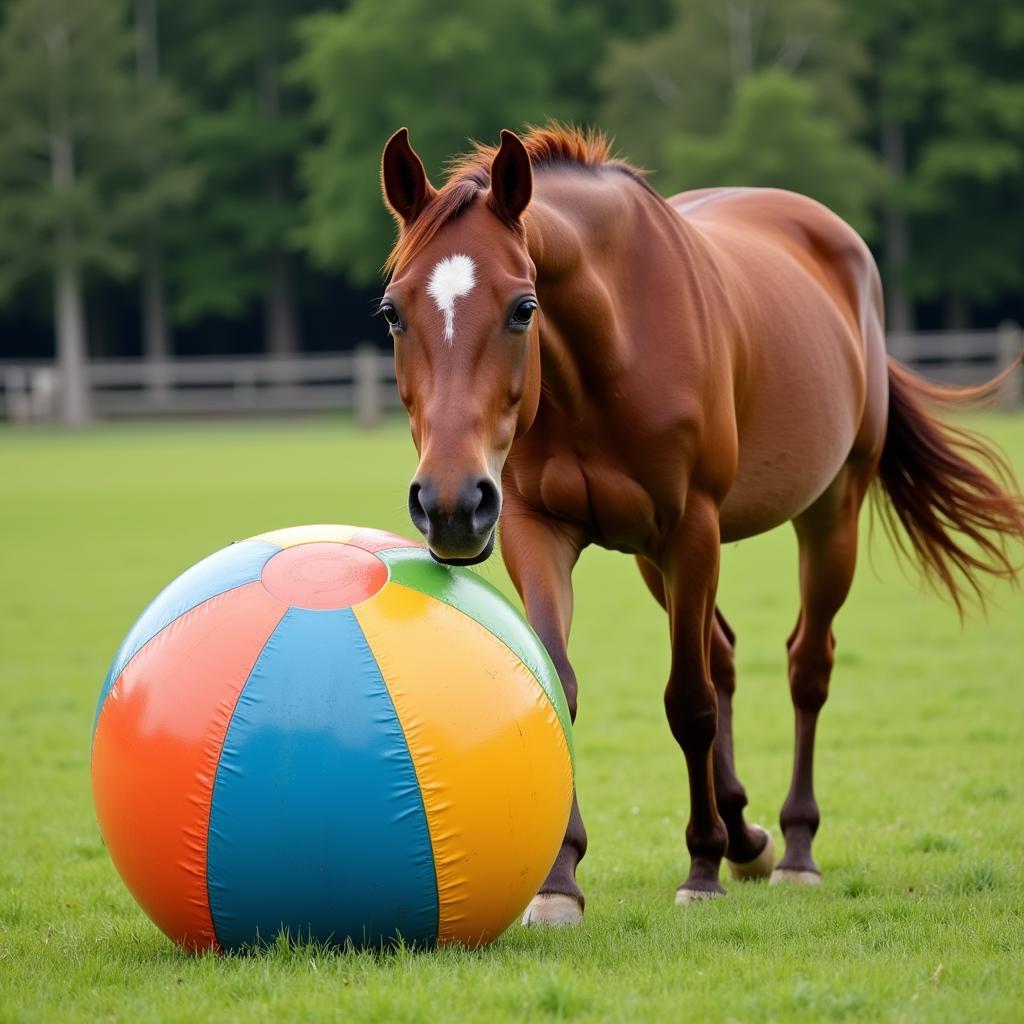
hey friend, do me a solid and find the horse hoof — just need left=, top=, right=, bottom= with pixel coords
left=769, top=867, right=821, bottom=886
left=674, top=887, right=724, bottom=907
left=521, top=893, right=584, bottom=927
left=726, top=824, right=775, bottom=880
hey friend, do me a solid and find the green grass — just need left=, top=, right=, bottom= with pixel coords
left=1, top=415, right=1022, bottom=1023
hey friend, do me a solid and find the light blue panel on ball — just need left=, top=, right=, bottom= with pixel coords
left=93, top=539, right=281, bottom=734
left=205, top=607, right=439, bottom=950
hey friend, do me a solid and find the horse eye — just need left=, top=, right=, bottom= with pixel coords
left=380, top=303, right=402, bottom=329
left=510, top=299, right=537, bottom=328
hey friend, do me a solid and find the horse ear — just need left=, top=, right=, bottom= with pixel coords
left=488, top=129, right=532, bottom=224
left=381, top=128, right=436, bottom=225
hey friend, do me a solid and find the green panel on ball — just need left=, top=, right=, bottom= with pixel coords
left=376, top=547, right=574, bottom=764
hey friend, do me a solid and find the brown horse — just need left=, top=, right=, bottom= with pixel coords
left=377, top=124, right=1024, bottom=922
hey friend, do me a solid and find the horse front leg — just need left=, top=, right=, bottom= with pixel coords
left=661, top=492, right=730, bottom=903
left=636, top=556, right=774, bottom=879
left=500, top=502, right=588, bottom=925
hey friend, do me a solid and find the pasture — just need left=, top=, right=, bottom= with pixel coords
left=1, top=416, right=1022, bottom=1023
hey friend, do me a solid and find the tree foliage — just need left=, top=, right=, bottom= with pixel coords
left=160, top=0, right=318, bottom=327
left=292, top=0, right=602, bottom=285
left=0, top=0, right=192, bottom=299
left=599, top=0, right=867, bottom=170
left=667, top=71, right=880, bottom=234
left=0, top=0, right=1022, bottom=359
left=853, top=0, right=1024, bottom=306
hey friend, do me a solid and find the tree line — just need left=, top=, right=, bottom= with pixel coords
left=1, top=0, right=1021, bottom=421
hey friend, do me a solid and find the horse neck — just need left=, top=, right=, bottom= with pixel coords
left=524, top=172, right=715, bottom=417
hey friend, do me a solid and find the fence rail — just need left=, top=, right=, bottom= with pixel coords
left=887, top=324, right=1022, bottom=403
left=0, top=346, right=399, bottom=425
left=2, top=325, right=1021, bottom=425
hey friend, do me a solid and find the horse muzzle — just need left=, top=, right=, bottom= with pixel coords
left=408, top=474, right=501, bottom=564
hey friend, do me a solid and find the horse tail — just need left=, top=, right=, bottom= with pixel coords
left=872, top=356, right=1024, bottom=616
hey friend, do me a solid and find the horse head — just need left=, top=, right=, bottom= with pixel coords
left=380, top=128, right=541, bottom=564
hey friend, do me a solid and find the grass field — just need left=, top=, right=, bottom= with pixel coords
left=1, top=415, right=1022, bottom=1023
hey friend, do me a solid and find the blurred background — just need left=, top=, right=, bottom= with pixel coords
left=0, top=0, right=1022, bottom=425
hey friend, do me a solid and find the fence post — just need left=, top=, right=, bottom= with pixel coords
left=354, top=343, right=382, bottom=428
left=997, top=321, right=1023, bottom=410
left=3, top=368, right=30, bottom=423
left=30, top=368, right=58, bottom=421
left=146, top=359, right=171, bottom=407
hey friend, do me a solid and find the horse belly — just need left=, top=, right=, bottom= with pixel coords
left=680, top=189, right=880, bottom=543
left=718, top=333, right=865, bottom=543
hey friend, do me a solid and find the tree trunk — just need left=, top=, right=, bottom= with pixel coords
left=266, top=246, right=300, bottom=356
left=135, top=0, right=158, bottom=77
left=137, top=0, right=172, bottom=366
left=260, top=42, right=301, bottom=357
left=141, top=233, right=170, bottom=360
left=47, top=20, right=90, bottom=425
left=880, top=117, right=913, bottom=334
left=726, top=1, right=756, bottom=84
left=879, top=36, right=913, bottom=335
left=54, top=248, right=90, bottom=426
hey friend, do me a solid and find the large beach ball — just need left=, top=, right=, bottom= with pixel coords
left=91, top=525, right=573, bottom=952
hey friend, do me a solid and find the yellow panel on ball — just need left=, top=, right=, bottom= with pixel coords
left=353, top=582, right=573, bottom=946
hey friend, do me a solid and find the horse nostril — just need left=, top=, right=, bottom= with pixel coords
left=408, top=481, right=429, bottom=535
left=472, top=476, right=501, bottom=534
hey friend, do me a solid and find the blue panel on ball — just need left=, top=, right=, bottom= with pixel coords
left=205, top=607, right=439, bottom=950
left=93, top=539, right=282, bottom=734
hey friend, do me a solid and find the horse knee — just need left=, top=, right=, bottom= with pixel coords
left=711, top=662, right=736, bottom=702
left=664, top=681, right=718, bottom=753
left=787, top=632, right=834, bottom=713
left=714, top=772, right=748, bottom=818
left=788, top=664, right=831, bottom=712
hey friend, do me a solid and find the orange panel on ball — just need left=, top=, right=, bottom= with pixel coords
left=91, top=583, right=287, bottom=951
left=353, top=584, right=574, bottom=947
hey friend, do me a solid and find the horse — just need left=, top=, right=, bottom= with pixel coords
left=376, top=123, right=1024, bottom=924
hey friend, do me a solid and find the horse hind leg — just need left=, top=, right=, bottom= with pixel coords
left=634, top=559, right=773, bottom=882
left=772, top=466, right=868, bottom=884
left=712, top=609, right=775, bottom=880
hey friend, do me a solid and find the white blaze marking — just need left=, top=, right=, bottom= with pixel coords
left=427, top=254, right=476, bottom=344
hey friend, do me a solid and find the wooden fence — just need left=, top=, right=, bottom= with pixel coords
left=2, top=325, right=1021, bottom=425
left=887, top=323, right=1022, bottom=405
left=0, top=345, right=399, bottom=426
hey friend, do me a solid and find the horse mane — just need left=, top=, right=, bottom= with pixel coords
left=384, top=122, right=648, bottom=276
